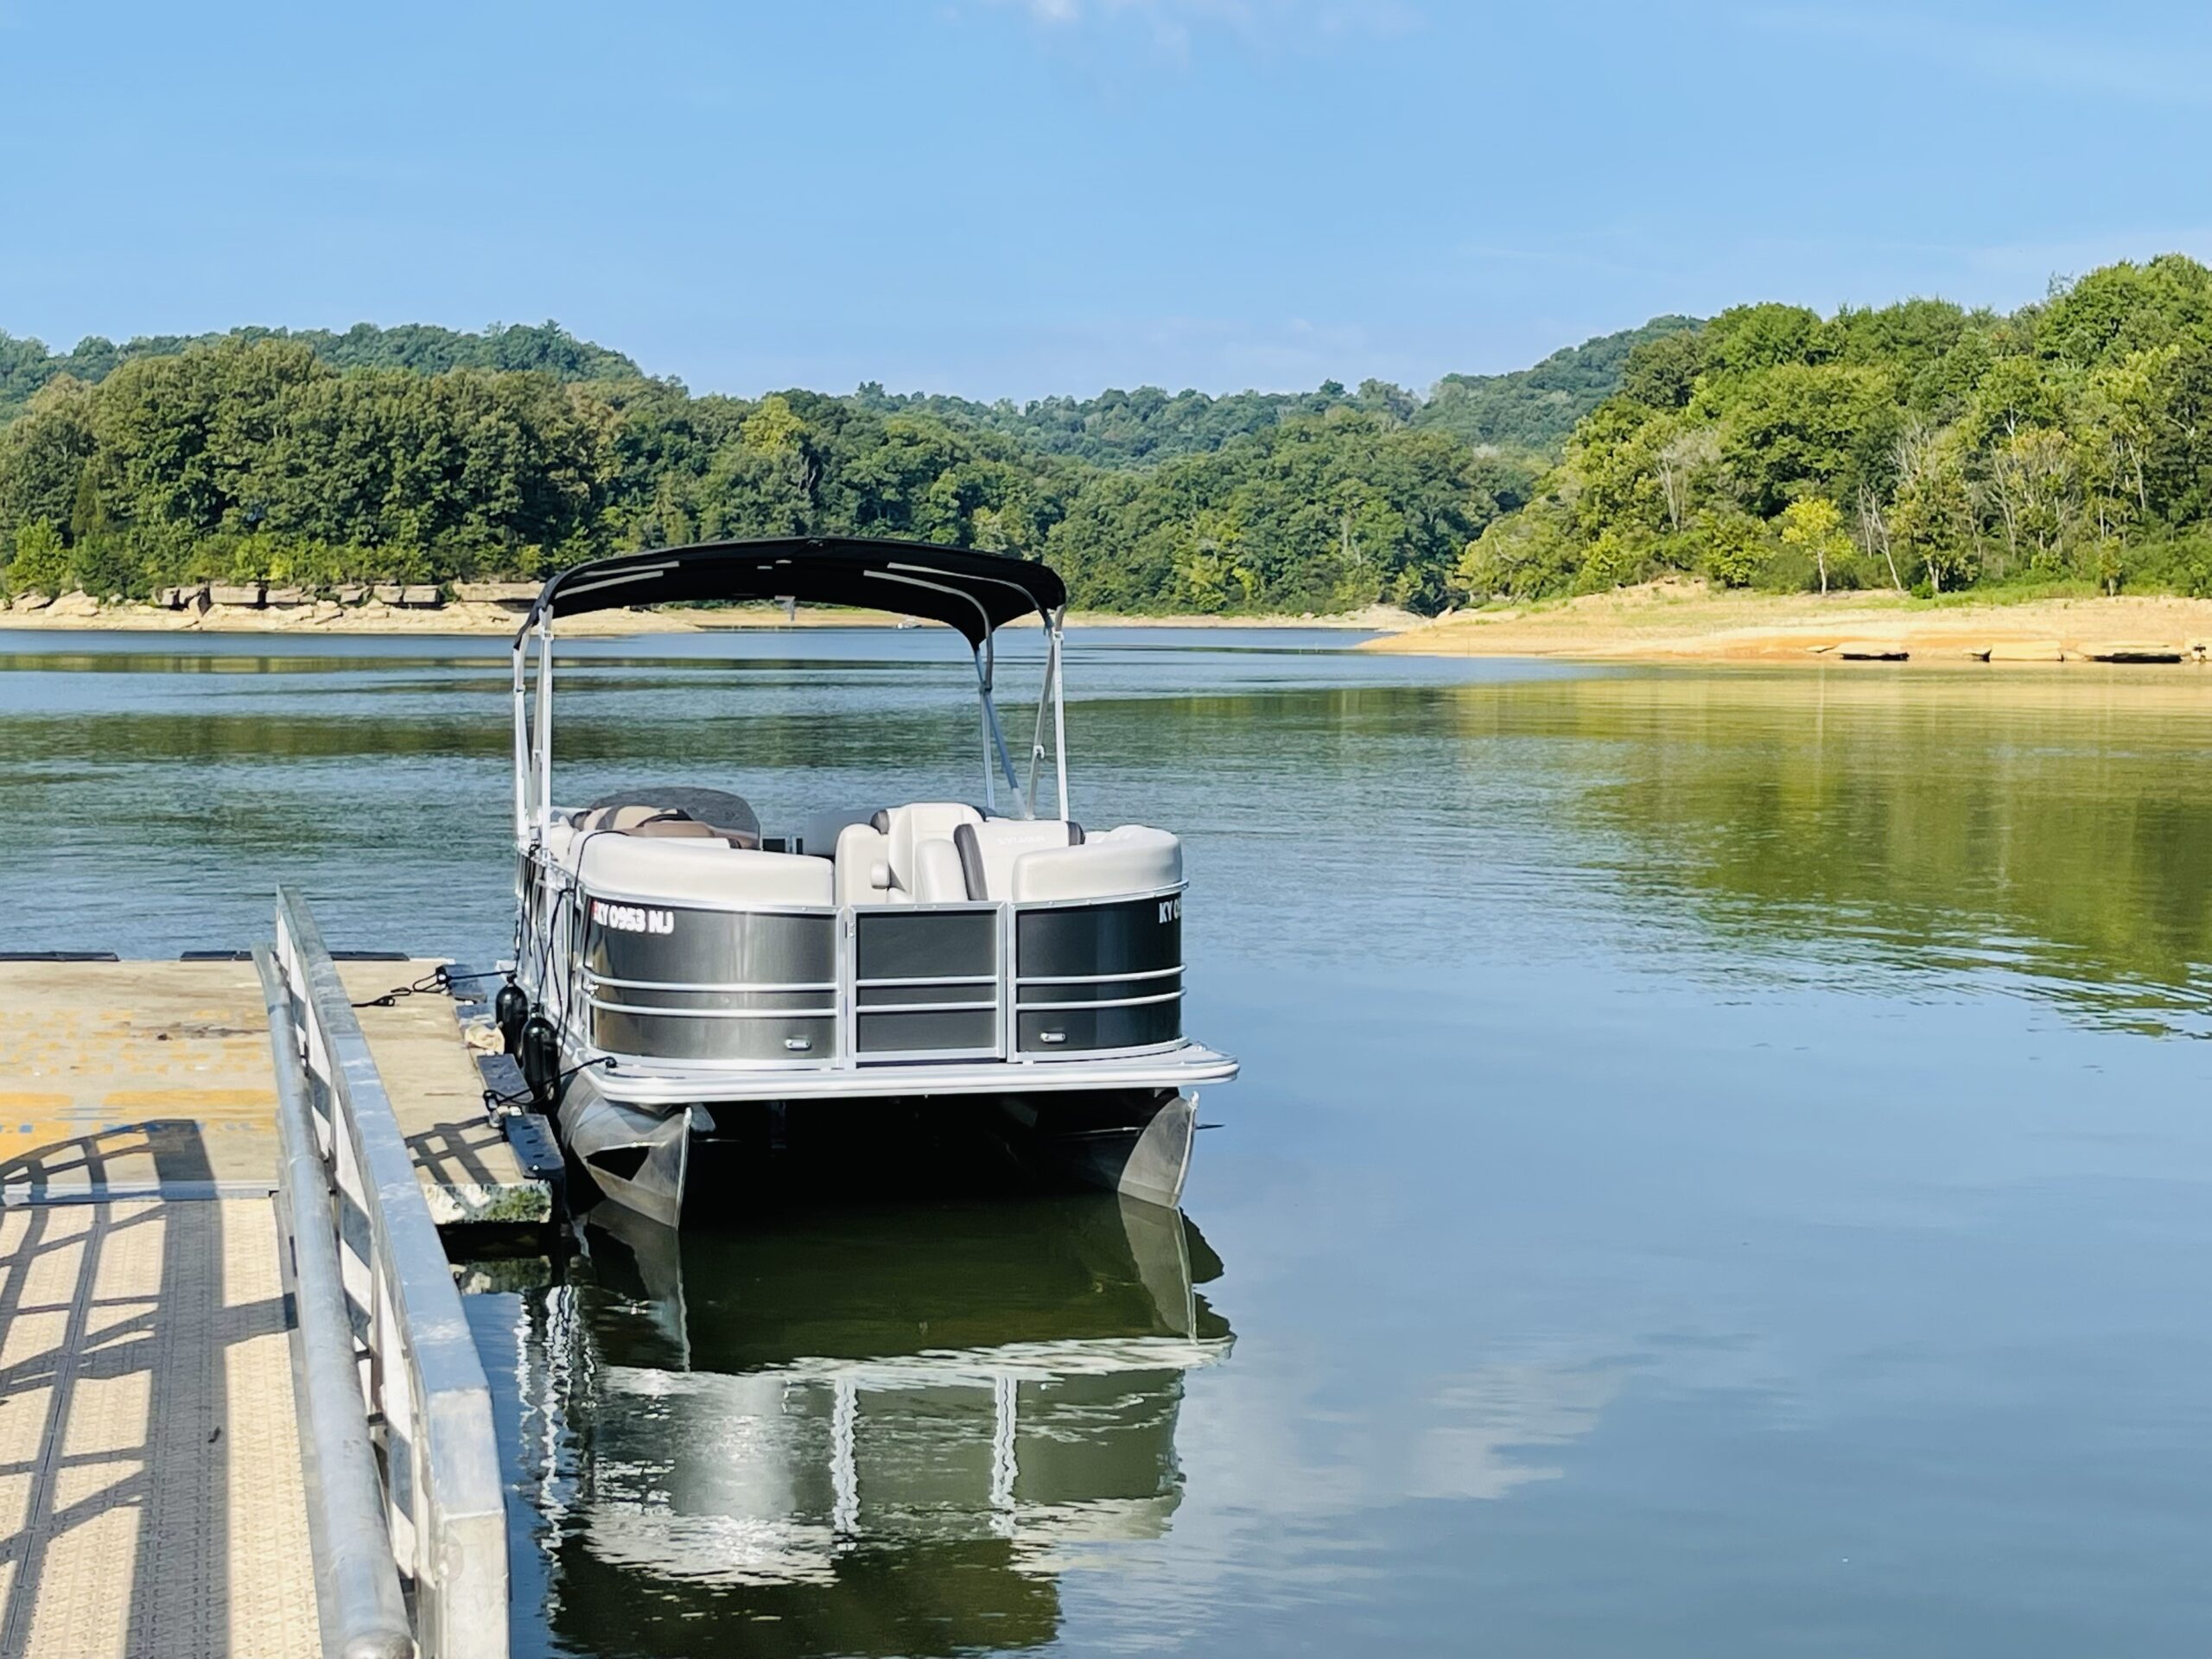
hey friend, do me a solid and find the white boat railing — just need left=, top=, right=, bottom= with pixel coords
left=266, top=887, right=509, bottom=1659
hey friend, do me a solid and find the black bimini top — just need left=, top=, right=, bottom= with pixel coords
left=518, top=537, right=1067, bottom=648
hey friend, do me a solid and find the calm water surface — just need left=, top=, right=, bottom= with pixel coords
left=5, top=626, right=2212, bottom=1655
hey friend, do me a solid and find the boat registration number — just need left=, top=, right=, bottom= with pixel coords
left=593, top=900, right=676, bottom=936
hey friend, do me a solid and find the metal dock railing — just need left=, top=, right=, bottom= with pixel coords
left=0, top=893, right=521, bottom=1658
left=264, top=889, right=508, bottom=1659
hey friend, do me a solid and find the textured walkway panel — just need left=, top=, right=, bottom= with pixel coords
left=0, top=1198, right=317, bottom=1658
left=0, top=957, right=532, bottom=1654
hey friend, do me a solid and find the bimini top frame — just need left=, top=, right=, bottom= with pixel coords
left=512, top=537, right=1074, bottom=841
left=516, top=537, right=1065, bottom=645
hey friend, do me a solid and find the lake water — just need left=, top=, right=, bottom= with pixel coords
left=5, top=626, right=2212, bottom=1655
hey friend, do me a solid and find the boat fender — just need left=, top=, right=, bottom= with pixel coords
left=494, top=982, right=529, bottom=1054
left=518, top=1013, right=561, bottom=1108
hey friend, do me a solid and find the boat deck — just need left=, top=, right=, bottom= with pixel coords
left=0, top=957, right=543, bottom=1656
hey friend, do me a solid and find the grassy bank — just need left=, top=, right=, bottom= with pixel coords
left=1366, top=581, right=2212, bottom=664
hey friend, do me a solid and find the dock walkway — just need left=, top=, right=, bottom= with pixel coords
left=0, top=942, right=540, bottom=1656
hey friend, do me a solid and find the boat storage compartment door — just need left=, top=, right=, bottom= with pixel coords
left=1015, top=893, right=1185, bottom=1055
left=583, top=899, right=838, bottom=1064
left=852, top=906, right=1002, bottom=1059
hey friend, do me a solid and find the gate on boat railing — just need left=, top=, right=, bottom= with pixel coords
left=258, top=886, right=508, bottom=1659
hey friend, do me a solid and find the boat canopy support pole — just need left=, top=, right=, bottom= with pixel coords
left=1052, top=610, right=1071, bottom=819
left=1026, top=611, right=1071, bottom=820
left=533, top=613, right=556, bottom=838
left=511, top=635, right=531, bottom=845
left=974, top=633, right=1027, bottom=817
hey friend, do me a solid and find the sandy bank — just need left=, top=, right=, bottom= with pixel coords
left=0, top=594, right=1415, bottom=638
left=1366, top=583, right=2212, bottom=666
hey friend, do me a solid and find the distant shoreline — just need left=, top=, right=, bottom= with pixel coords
left=0, top=597, right=1418, bottom=638
left=1366, top=583, right=2212, bottom=667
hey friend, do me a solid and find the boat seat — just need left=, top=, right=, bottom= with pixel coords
left=836, top=803, right=985, bottom=906
left=578, top=789, right=761, bottom=848
left=880, top=804, right=982, bottom=887
left=577, top=834, right=833, bottom=907
left=830, top=826, right=967, bottom=904
left=1009, top=826, right=1181, bottom=903
left=834, top=823, right=896, bottom=905
left=952, top=819, right=1084, bottom=900
left=626, top=815, right=722, bottom=842
left=912, top=839, right=969, bottom=904
left=576, top=804, right=752, bottom=847
left=575, top=804, right=663, bottom=832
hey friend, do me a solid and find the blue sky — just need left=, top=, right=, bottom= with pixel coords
left=2, top=1, right=2205, bottom=399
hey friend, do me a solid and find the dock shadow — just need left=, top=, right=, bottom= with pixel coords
left=0, top=1122, right=293, bottom=1656
left=404, top=1117, right=502, bottom=1190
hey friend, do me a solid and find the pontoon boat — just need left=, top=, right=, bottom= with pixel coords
left=502, top=537, right=1238, bottom=1225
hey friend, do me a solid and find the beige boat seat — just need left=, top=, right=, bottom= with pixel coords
left=1008, top=826, right=1182, bottom=903
left=951, top=818, right=1084, bottom=899
left=834, top=822, right=894, bottom=906
left=836, top=803, right=985, bottom=906
left=577, top=833, right=833, bottom=907
left=575, top=794, right=761, bottom=849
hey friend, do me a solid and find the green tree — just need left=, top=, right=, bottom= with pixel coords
left=0, top=378, right=96, bottom=536
left=1702, top=303, right=1827, bottom=377
left=1715, top=364, right=1901, bottom=516
left=3, top=520, right=69, bottom=594
left=1697, top=512, right=1766, bottom=588
left=1621, top=329, right=1709, bottom=410
left=1889, top=425, right=1979, bottom=592
left=1777, top=496, right=1849, bottom=594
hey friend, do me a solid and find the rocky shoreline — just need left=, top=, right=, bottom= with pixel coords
left=1, top=586, right=1417, bottom=637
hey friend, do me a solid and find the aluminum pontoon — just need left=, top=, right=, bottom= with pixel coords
left=501, top=537, right=1237, bottom=1225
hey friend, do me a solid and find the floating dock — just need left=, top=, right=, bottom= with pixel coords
left=0, top=900, right=541, bottom=1657
left=0, top=959, right=545, bottom=1220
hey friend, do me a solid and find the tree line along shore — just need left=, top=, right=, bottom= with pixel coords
left=5, top=256, right=2212, bottom=626
left=0, top=316, right=1650, bottom=620
left=0, top=581, right=1413, bottom=636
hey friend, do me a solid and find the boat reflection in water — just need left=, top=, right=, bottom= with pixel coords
left=522, top=1196, right=1232, bottom=1656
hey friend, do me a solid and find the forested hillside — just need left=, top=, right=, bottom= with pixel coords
left=10, top=259, right=2212, bottom=617
left=1462, top=256, right=2212, bottom=601
left=0, top=321, right=640, bottom=421
left=854, top=319, right=1688, bottom=468
left=1414, top=316, right=1699, bottom=451
left=0, top=316, right=1605, bottom=613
